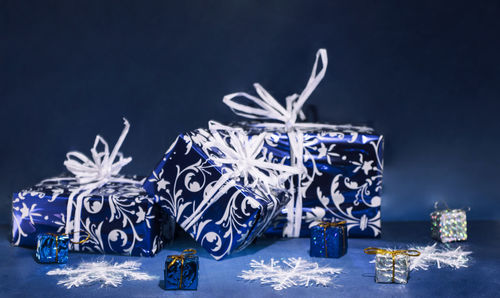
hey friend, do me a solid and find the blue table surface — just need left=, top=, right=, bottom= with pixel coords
left=1, top=221, right=499, bottom=298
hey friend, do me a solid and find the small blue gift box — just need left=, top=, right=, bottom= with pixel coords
left=310, top=221, right=348, bottom=258
left=35, top=233, right=70, bottom=264
left=164, top=249, right=198, bottom=290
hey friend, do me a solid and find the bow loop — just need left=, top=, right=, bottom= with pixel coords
left=63, top=118, right=132, bottom=186
left=206, top=121, right=302, bottom=191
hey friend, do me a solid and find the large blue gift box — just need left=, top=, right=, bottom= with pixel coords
left=259, top=125, right=384, bottom=238
left=12, top=176, right=170, bottom=256
left=221, top=49, right=384, bottom=238
left=143, top=128, right=292, bottom=260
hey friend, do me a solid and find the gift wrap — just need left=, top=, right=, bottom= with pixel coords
left=309, top=221, right=348, bottom=258
left=430, top=208, right=467, bottom=243
left=12, top=176, right=169, bottom=256
left=220, top=49, right=383, bottom=238
left=239, top=124, right=384, bottom=238
left=144, top=128, right=292, bottom=260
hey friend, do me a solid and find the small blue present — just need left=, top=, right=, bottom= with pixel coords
left=164, top=249, right=198, bottom=290
left=35, top=233, right=70, bottom=264
left=310, top=221, right=348, bottom=258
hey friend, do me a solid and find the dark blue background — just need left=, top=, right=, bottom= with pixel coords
left=2, top=1, right=499, bottom=223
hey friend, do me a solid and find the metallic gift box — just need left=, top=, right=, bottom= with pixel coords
left=430, top=209, right=467, bottom=243
left=364, top=247, right=420, bottom=284
left=35, top=233, right=70, bottom=264
left=12, top=176, right=171, bottom=256
left=309, top=221, right=347, bottom=258
left=164, top=249, right=198, bottom=290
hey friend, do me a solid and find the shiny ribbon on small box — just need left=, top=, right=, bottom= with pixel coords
left=167, top=249, right=197, bottom=289
left=364, top=247, right=420, bottom=283
left=37, top=231, right=90, bottom=263
left=317, top=221, right=346, bottom=257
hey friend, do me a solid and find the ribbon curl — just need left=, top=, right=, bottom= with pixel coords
left=167, top=249, right=197, bottom=289
left=181, top=121, right=301, bottom=231
left=364, top=247, right=420, bottom=282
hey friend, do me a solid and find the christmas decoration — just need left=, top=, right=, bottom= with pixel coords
left=12, top=119, right=172, bottom=256
left=221, top=49, right=383, bottom=238
left=46, top=260, right=156, bottom=288
left=35, top=232, right=89, bottom=264
left=364, top=247, right=420, bottom=284
left=144, top=122, right=299, bottom=260
left=430, top=202, right=468, bottom=243
left=310, top=221, right=347, bottom=258
left=164, top=249, right=199, bottom=290
left=239, top=258, right=342, bottom=290
left=409, top=244, right=472, bottom=270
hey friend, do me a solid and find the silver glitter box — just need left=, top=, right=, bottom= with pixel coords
left=430, top=209, right=467, bottom=243
left=375, top=253, right=410, bottom=284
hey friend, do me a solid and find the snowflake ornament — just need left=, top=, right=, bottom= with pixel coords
left=47, top=260, right=156, bottom=288
left=409, top=244, right=472, bottom=271
left=239, top=258, right=342, bottom=291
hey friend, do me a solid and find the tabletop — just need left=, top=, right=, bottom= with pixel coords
left=1, top=221, right=499, bottom=298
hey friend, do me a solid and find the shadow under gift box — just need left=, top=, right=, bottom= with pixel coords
left=143, top=129, right=291, bottom=260
left=231, top=124, right=384, bottom=238
left=12, top=175, right=173, bottom=256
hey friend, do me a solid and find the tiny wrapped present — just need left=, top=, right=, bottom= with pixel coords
left=364, top=247, right=420, bottom=284
left=144, top=122, right=299, bottom=260
left=430, top=203, right=468, bottom=243
left=164, top=249, right=198, bottom=290
left=310, top=221, right=347, bottom=258
left=12, top=119, right=172, bottom=256
left=221, top=49, right=383, bottom=238
left=35, top=233, right=70, bottom=263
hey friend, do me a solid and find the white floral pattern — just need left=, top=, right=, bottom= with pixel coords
left=11, top=177, right=166, bottom=256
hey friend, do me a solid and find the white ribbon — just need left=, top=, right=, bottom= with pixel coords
left=45, top=118, right=135, bottom=248
left=222, top=49, right=348, bottom=237
left=180, top=121, right=301, bottom=232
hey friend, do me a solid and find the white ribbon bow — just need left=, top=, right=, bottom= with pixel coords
left=180, top=121, right=301, bottom=232
left=58, top=118, right=135, bottom=247
left=221, top=49, right=337, bottom=237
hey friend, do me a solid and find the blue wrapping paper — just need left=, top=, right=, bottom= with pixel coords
left=12, top=175, right=171, bottom=256
left=36, top=233, right=69, bottom=264
left=310, top=222, right=347, bottom=258
left=164, top=251, right=198, bottom=290
left=245, top=125, right=384, bottom=238
left=143, top=129, right=291, bottom=260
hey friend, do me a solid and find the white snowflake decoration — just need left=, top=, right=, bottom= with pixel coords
left=47, top=260, right=156, bottom=288
left=239, top=258, right=342, bottom=291
left=409, top=244, right=472, bottom=271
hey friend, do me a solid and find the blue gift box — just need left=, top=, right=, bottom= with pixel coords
left=144, top=128, right=292, bottom=260
left=219, top=49, right=383, bottom=238
left=12, top=175, right=171, bottom=256
left=310, top=221, right=348, bottom=258
left=35, top=233, right=70, bottom=264
left=164, top=249, right=198, bottom=290
left=247, top=125, right=384, bottom=238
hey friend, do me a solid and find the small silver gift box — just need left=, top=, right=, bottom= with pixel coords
left=430, top=208, right=467, bottom=243
left=365, top=248, right=420, bottom=284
